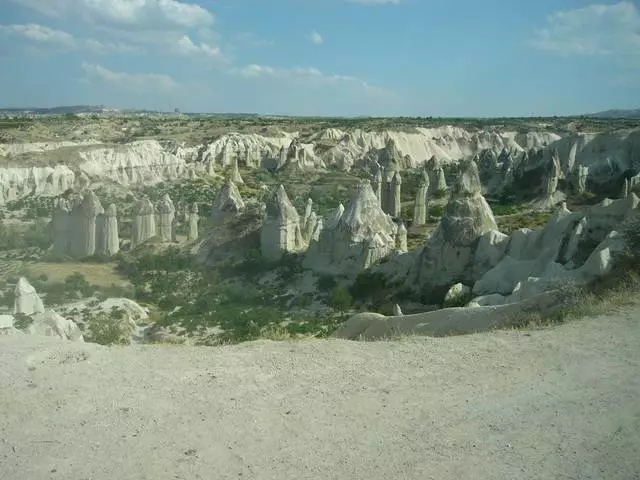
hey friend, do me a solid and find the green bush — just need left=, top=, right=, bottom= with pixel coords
left=83, top=312, right=132, bottom=345
left=331, top=287, right=352, bottom=314
left=433, top=189, right=447, bottom=199
left=429, top=204, right=444, bottom=217
left=316, top=275, right=337, bottom=292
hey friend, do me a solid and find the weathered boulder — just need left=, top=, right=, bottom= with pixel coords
left=443, top=283, right=472, bottom=308
left=13, top=277, right=45, bottom=316
left=260, top=185, right=304, bottom=261
left=27, top=310, right=84, bottom=341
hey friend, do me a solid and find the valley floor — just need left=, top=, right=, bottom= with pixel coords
left=1, top=307, right=639, bottom=480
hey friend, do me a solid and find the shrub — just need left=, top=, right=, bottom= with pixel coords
left=83, top=312, right=132, bottom=345
left=429, top=204, right=444, bottom=218
left=331, top=286, right=352, bottom=314
left=433, top=189, right=447, bottom=199
left=316, top=275, right=337, bottom=292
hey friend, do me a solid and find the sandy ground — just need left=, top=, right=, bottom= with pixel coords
left=1, top=308, right=639, bottom=480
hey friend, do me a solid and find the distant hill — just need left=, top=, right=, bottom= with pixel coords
left=0, top=105, right=117, bottom=115
left=588, top=108, right=640, bottom=119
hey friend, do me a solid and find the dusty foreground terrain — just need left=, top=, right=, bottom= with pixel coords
left=1, top=310, right=640, bottom=480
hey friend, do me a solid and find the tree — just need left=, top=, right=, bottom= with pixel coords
left=331, top=287, right=352, bottom=315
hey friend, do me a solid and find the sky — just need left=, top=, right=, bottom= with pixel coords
left=0, top=0, right=639, bottom=117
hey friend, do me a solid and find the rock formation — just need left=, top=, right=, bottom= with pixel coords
left=408, top=159, right=497, bottom=292
left=260, top=185, right=305, bottom=261
left=576, top=165, right=589, bottom=194
left=393, top=304, right=403, bottom=316
left=156, top=194, right=175, bottom=243
left=396, top=222, right=408, bottom=252
left=372, top=168, right=383, bottom=208
left=390, top=172, right=402, bottom=218
left=622, top=178, right=630, bottom=198
left=230, top=157, right=245, bottom=185
left=51, top=198, right=70, bottom=255
left=544, top=149, right=561, bottom=197
left=188, top=203, right=199, bottom=242
left=131, top=197, right=157, bottom=247
left=71, top=191, right=103, bottom=258
left=303, top=181, right=397, bottom=276
left=211, top=179, right=245, bottom=224
left=27, top=310, right=84, bottom=341
left=14, top=277, right=45, bottom=316
left=413, top=170, right=430, bottom=226
left=96, top=204, right=120, bottom=256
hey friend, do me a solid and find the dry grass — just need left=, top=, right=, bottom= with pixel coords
left=25, top=262, right=130, bottom=288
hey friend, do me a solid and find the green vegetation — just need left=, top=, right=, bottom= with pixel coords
left=83, top=309, right=132, bottom=345
left=331, top=287, right=352, bottom=314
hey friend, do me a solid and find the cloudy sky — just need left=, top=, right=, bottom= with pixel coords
left=1, top=0, right=639, bottom=116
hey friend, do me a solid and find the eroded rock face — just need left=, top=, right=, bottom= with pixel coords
left=71, top=191, right=103, bottom=258
left=230, top=157, right=245, bottom=185
left=260, top=185, right=304, bottom=261
left=212, top=179, right=245, bottom=224
left=396, top=222, right=408, bottom=253
left=413, top=170, right=430, bottom=227
left=96, top=203, right=120, bottom=256
left=372, top=168, right=383, bottom=208
left=389, top=172, right=402, bottom=218
left=156, top=194, right=175, bottom=243
left=52, top=198, right=71, bottom=255
left=188, top=203, right=199, bottom=242
left=27, top=310, right=84, bottom=342
left=132, top=197, right=157, bottom=247
left=304, top=181, right=397, bottom=276
left=408, top=159, right=497, bottom=293
left=14, top=277, right=45, bottom=316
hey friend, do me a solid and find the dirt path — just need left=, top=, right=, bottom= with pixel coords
left=1, top=307, right=639, bottom=480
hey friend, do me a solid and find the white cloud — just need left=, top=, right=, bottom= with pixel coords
left=12, top=0, right=214, bottom=29
left=233, top=64, right=383, bottom=94
left=235, top=32, right=274, bottom=48
left=174, top=35, right=225, bottom=60
left=308, top=31, right=323, bottom=45
left=0, top=23, right=133, bottom=53
left=532, top=1, right=640, bottom=56
left=81, top=62, right=177, bottom=90
left=348, top=0, right=400, bottom=4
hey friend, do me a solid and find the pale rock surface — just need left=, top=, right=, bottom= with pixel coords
left=372, top=168, right=383, bottom=207
left=408, top=159, right=497, bottom=292
left=396, top=222, right=408, bottom=252
left=413, top=170, right=430, bottom=226
left=393, top=304, right=403, bottom=316
left=13, top=277, right=45, bottom=316
left=51, top=198, right=71, bottom=255
left=96, top=203, right=119, bottom=256
left=70, top=191, right=103, bottom=258
left=230, top=157, right=245, bottom=185
left=390, top=172, right=402, bottom=217
left=131, top=197, right=157, bottom=247
left=188, top=203, right=199, bottom=242
left=260, top=185, right=304, bottom=261
left=27, top=310, right=84, bottom=341
left=211, top=179, right=245, bottom=224
left=156, top=194, right=175, bottom=243
left=304, top=182, right=397, bottom=276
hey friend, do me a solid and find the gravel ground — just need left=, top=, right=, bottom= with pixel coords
left=1, top=308, right=639, bottom=480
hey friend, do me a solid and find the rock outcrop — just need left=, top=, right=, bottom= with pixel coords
left=96, top=203, right=120, bottom=256
left=156, top=194, right=175, bottom=243
left=211, top=179, right=245, bottom=224
left=260, top=185, right=304, bottom=261
left=304, top=181, right=397, bottom=276
left=396, top=222, right=408, bottom=252
left=14, top=277, right=45, bottom=316
left=27, top=310, right=84, bottom=341
left=413, top=170, right=430, bottom=227
left=408, top=159, right=497, bottom=293
left=70, top=191, right=103, bottom=258
left=188, top=203, right=199, bottom=242
left=389, top=172, right=402, bottom=218
left=131, top=197, right=157, bottom=247
left=230, top=157, right=245, bottom=185
left=51, top=198, right=71, bottom=255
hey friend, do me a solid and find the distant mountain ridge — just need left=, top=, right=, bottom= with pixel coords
left=588, top=108, right=640, bottom=119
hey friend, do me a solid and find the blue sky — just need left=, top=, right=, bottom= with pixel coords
left=0, top=0, right=639, bottom=116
